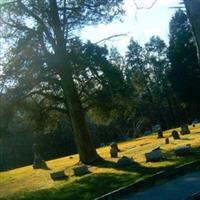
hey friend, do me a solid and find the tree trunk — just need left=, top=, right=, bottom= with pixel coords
left=48, top=0, right=100, bottom=164
left=184, top=0, right=200, bottom=62
left=59, top=63, right=100, bottom=164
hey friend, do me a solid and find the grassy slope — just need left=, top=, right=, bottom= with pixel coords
left=1, top=124, right=200, bottom=200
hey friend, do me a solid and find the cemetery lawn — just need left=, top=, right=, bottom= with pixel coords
left=1, top=124, right=200, bottom=200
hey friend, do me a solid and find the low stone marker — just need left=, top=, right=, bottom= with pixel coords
left=32, top=143, right=48, bottom=169
left=116, top=156, right=135, bottom=167
left=180, top=124, right=190, bottom=135
left=175, top=145, right=193, bottom=156
left=165, top=137, right=169, bottom=144
left=73, top=165, right=90, bottom=176
left=157, top=130, right=164, bottom=138
left=172, top=130, right=180, bottom=140
left=145, top=147, right=163, bottom=162
left=50, top=170, right=68, bottom=181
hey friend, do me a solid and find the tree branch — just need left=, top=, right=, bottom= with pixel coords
left=95, top=33, right=128, bottom=44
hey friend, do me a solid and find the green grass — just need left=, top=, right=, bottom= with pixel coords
left=1, top=124, right=200, bottom=200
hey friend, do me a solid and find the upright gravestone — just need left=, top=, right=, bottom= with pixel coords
left=110, top=142, right=120, bottom=152
left=165, top=137, right=169, bottom=144
left=157, top=130, right=164, bottom=138
left=32, top=143, right=48, bottom=169
left=180, top=124, right=190, bottom=135
left=110, top=143, right=118, bottom=158
left=172, top=130, right=180, bottom=140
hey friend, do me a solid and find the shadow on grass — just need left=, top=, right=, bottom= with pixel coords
left=92, top=145, right=200, bottom=175
left=0, top=173, right=139, bottom=200
left=2, top=148, right=200, bottom=200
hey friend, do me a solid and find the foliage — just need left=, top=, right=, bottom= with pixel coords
left=168, top=10, right=200, bottom=105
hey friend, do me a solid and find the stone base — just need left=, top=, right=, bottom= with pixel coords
left=73, top=165, right=90, bottom=176
left=175, top=145, right=192, bottom=156
left=116, top=156, right=135, bottom=166
left=145, top=149, right=163, bottom=162
left=33, top=160, right=48, bottom=169
left=50, top=171, right=68, bottom=181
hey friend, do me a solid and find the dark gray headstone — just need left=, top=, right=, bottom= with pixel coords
left=157, top=130, right=164, bottom=138
left=165, top=137, right=169, bottom=144
left=175, top=145, right=192, bottom=156
left=110, top=146, right=118, bottom=158
left=110, top=142, right=120, bottom=152
left=180, top=124, right=190, bottom=135
left=73, top=165, right=90, bottom=176
left=172, top=130, right=180, bottom=139
left=110, top=142, right=120, bottom=158
left=116, top=156, right=135, bottom=166
left=145, top=149, right=163, bottom=162
left=32, top=143, right=48, bottom=169
left=50, top=171, right=68, bottom=181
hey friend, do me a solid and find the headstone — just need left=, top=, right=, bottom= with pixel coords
left=50, top=171, right=68, bottom=181
left=110, top=142, right=120, bottom=158
left=32, top=143, right=48, bottom=169
left=172, top=130, right=180, bottom=139
left=165, top=137, right=169, bottom=144
left=110, top=142, right=120, bottom=152
left=152, top=124, right=161, bottom=132
left=157, top=130, right=164, bottom=138
left=175, top=145, right=192, bottom=156
left=73, top=165, right=90, bottom=176
left=110, top=146, right=118, bottom=158
left=116, top=156, right=135, bottom=167
left=145, top=148, right=163, bottom=162
left=180, top=124, right=190, bottom=135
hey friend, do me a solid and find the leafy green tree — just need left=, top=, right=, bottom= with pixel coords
left=145, top=36, right=176, bottom=127
left=0, top=0, right=124, bottom=164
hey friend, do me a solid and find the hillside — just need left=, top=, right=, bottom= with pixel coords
left=1, top=124, right=200, bottom=200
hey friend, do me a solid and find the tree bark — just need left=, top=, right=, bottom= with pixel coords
left=49, top=0, right=100, bottom=164
left=59, top=63, right=100, bottom=164
left=184, top=0, right=200, bottom=63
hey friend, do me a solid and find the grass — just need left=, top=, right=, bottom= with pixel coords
left=1, top=124, right=200, bottom=200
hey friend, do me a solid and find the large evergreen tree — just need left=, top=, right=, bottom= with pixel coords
left=0, top=0, right=124, bottom=164
left=168, top=10, right=200, bottom=110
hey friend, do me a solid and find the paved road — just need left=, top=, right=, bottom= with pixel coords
left=123, top=171, right=200, bottom=200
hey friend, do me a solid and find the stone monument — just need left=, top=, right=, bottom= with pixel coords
left=172, top=130, right=180, bottom=139
left=180, top=124, right=190, bottom=135
left=32, top=143, right=48, bottom=169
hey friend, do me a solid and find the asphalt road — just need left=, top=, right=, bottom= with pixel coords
left=123, top=171, right=200, bottom=200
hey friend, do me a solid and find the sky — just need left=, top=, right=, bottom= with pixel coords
left=80, top=0, right=181, bottom=55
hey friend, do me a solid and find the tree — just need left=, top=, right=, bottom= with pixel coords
left=145, top=36, right=176, bottom=127
left=168, top=10, right=200, bottom=118
left=0, top=0, right=124, bottom=164
left=184, top=0, right=200, bottom=61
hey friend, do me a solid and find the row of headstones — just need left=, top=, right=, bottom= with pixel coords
left=32, top=124, right=191, bottom=169
left=145, top=144, right=193, bottom=162
left=158, top=124, right=191, bottom=141
left=110, top=124, right=191, bottom=160
left=148, top=124, right=192, bottom=162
